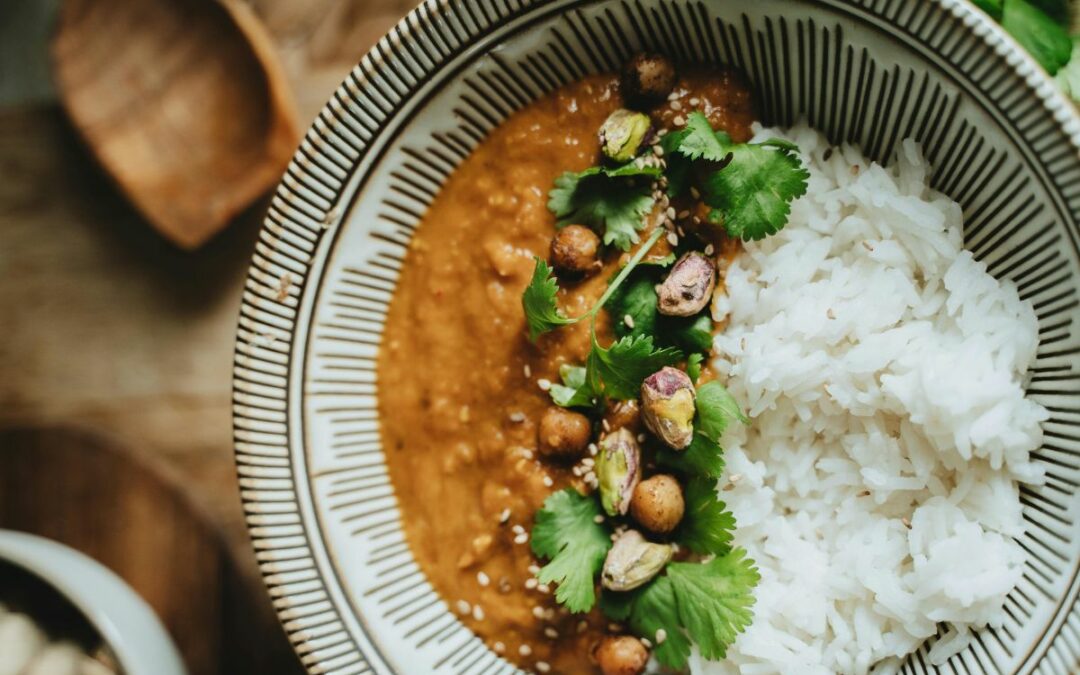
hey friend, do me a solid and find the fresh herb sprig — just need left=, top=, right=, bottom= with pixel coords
left=548, top=163, right=662, bottom=251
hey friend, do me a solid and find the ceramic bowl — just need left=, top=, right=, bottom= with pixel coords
left=0, top=530, right=186, bottom=675
left=232, top=1, right=1080, bottom=672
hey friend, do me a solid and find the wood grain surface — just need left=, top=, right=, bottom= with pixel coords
left=0, top=1, right=419, bottom=673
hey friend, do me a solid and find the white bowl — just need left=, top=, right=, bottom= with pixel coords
left=0, top=530, right=186, bottom=675
left=232, top=1, right=1080, bottom=672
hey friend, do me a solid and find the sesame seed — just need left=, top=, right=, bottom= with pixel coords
left=456, top=600, right=471, bottom=615
left=653, top=144, right=665, bottom=157
left=512, top=524, right=524, bottom=534
left=588, top=443, right=598, bottom=456
left=582, top=457, right=594, bottom=467
left=537, top=584, right=551, bottom=594
left=827, top=308, right=837, bottom=319
left=519, top=644, right=533, bottom=657
left=521, top=448, right=534, bottom=460
left=593, top=514, right=604, bottom=524
left=514, top=533, right=529, bottom=545
left=477, top=571, right=490, bottom=587
left=509, top=411, right=526, bottom=423
left=857, top=489, right=871, bottom=497
left=705, top=244, right=715, bottom=256
left=641, top=637, right=652, bottom=648
left=667, top=232, right=679, bottom=247
left=524, top=364, right=532, bottom=378
left=572, top=465, right=583, bottom=476
left=473, top=605, right=485, bottom=621
left=729, top=473, right=743, bottom=484
left=494, top=641, right=506, bottom=654
left=656, top=629, right=668, bottom=644
left=537, top=378, right=552, bottom=391
left=637, top=433, right=647, bottom=443
left=537, top=661, right=551, bottom=673
left=577, top=620, right=589, bottom=634
left=670, top=100, right=683, bottom=111
left=673, top=115, right=686, bottom=126
left=901, top=517, right=912, bottom=530
left=667, top=92, right=680, bottom=101
left=601, top=419, right=611, bottom=432
left=690, top=186, right=701, bottom=199
left=525, top=578, right=538, bottom=590
left=608, top=623, right=623, bottom=632
left=624, top=314, right=635, bottom=329
left=532, top=606, right=545, bottom=619
left=499, top=508, right=511, bottom=523
left=689, top=97, right=700, bottom=105
left=544, top=626, right=559, bottom=639
left=666, top=207, right=676, bottom=220
left=542, top=475, right=554, bottom=487
left=528, top=564, right=540, bottom=575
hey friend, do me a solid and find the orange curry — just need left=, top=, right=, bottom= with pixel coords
left=378, top=70, right=755, bottom=674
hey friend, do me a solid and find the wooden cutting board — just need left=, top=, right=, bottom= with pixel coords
left=0, top=426, right=305, bottom=675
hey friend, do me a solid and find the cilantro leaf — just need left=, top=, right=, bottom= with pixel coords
left=677, top=477, right=736, bottom=556
left=695, top=380, right=749, bottom=441
left=661, top=128, right=694, bottom=198
left=605, top=267, right=713, bottom=355
left=1000, top=0, right=1072, bottom=75
left=549, top=364, right=597, bottom=409
left=666, top=552, right=759, bottom=660
left=586, top=334, right=682, bottom=400
left=600, top=550, right=759, bottom=668
left=665, top=312, right=714, bottom=354
left=601, top=577, right=692, bottom=667
left=521, top=258, right=573, bottom=341
left=1056, top=37, right=1080, bottom=102
left=699, top=140, right=810, bottom=241
left=678, top=112, right=733, bottom=162
left=548, top=165, right=659, bottom=251
left=657, top=431, right=726, bottom=478
left=972, top=0, right=1003, bottom=19
left=686, top=353, right=704, bottom=384
left=531, top=489, right=612, bottom=613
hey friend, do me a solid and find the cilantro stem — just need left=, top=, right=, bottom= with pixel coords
left=585, top=226, right=666, bottom=321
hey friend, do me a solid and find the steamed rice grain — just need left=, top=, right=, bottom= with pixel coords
left=701, top=124, right=1047, bottom=674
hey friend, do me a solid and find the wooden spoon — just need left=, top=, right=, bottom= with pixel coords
left=51, top=0, right=301, bottom=249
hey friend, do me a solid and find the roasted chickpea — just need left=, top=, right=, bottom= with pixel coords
left=604, top=399, right=642, bottom=433
left=621, top=53, right=676, bottom=106
left=537, top=407, right=592, bottom=459
left=630, top=474, right=685, bottom=534
left=550, top=225, right=601, bottom=276
left=594, top=635, right=649, bottom=675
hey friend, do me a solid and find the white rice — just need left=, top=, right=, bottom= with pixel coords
left=699, top=124, right=1048, bottom=675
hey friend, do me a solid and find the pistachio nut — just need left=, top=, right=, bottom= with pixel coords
left=641, top=367, right=695, bottom=450
left=599, top=109, right=652, bottom=163
left=657, top=251, right=716, bottom=317
left=596, top=428, right=641, bottom=516
left=601, top=530, right=673, bottom=592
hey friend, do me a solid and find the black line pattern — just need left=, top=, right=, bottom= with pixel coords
left=233, top=0, right=1080, bottom=673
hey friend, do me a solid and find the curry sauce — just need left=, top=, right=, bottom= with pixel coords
left=378, top=71, right=755, bottom=674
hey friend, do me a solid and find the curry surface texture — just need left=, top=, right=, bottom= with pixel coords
left=378, top=71, right=754, bottom=674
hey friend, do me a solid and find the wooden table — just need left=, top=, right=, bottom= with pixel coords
left=0, top=1, right=416, bottom=672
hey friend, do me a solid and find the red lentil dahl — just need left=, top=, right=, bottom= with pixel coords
left=378, top=70, right=755, bottom=674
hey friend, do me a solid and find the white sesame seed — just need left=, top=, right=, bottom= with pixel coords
left=572, top=465, right=584, bottom=476
left=519, top=644, right=532, bottom=657
left=667, top=91, right=680, bottom=101
left=514, top=533, right=529, bottom=545
left=499, top=508, right=511, bottom=523
left=689, top=97, right=700, bottom=105
left=637, top=433, right=647, bottom=443
left=542, top=475, right=554, bottom=487
left=477, top=571, right=490, bottom=587
left=593, top=514, right=604, bottom=524
left=532, top=606, right=545, bottom=619
left=456, top=600, right=471, bottom=615
left=602, top=419, right=611, bottom=432
left=670, top=100, right=683, bottom=111
left=493, top=641, right=506, bottom=654
left=901, top=517, right=912, bottom=530
left=523, top=364, right=532, bottom=378
left=537, top=584, right=551, bottom=594
left=536, top=661, right=551, bottom=673
left=729, top=473, right=743, bottom=484
left=525, top=578, right=538, bottom=589
left=509, top=411, right=526, bottom=423
left=677, top=210, right=690, bottom=219
left=512, top=524, right=525, bottom=534
left=666, top=206, right=676, bottom=219
left=653, top=144, right=665, bottom=157
left=473, top=605, right=485, bottom=621
left=705, top=244, right=715, bottom=256
left=588, top=443, right=598, bottom=456
left=641, top=638, right=652, bottom=648
left=521, top=448, right=535, bottom=460
left=608, top=623, right=623, bottom=632
left=544, top=627, right=559, bottom=639
left=623, top=314, right=635, bottom=329
left=582, top=457, right=594, bottom=467
left=656, top=628, right=668, bottom=644
left=528, top=564, right=540, bottom=575
left=673, top=115, right=686, bottom=126
left=666, top=232, right=679, bottom=247
left=537, top=378, right=552, bottom=391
